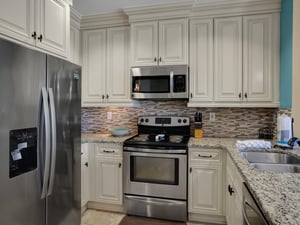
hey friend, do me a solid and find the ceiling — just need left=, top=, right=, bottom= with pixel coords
left=72, top=0, right=228, bottom=16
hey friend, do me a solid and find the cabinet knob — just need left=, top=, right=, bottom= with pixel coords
left=159, top=57, right=162, bottom=62
left=190, top=93, right=193, bottom=98
left=154, top=57, right=157, bottom=62
left=31, top=32, right=37, bottom=40
left=85, top=162, right=88, bottom=167
left=102, top=94, right=105, bottom=100
left=238, top=93, right=242, bottom=98
left=106, top=94, right=109, bottom=99
left=244, top=92, right=248, bottom=98
left=228, top=184, right=235, bottom=196
left=189, top=168, right=192, bottom=173
left=119, top=163, right=122, bottom=168
left=37, top=34, right=43, bottom=42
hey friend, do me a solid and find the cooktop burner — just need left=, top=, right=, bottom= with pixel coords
left=124, top=115, right=191, bottom=149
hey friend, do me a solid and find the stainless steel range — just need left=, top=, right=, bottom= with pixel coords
left=123, top=115, right=190, bottom=222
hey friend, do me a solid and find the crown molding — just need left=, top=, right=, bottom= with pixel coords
left=190, top=0, right=281, bottom=19
left=64, top=0, right=72, bottom=6
left=70, top=7, right=81, bottom=29
left=80, top=11, right=129, bottom=30
left=123, top=1, right=194, bottom=23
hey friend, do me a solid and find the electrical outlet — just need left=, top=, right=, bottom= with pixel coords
left=107, top=112, right=112, bottom=120
left=209, top=112, right=215, bottom=121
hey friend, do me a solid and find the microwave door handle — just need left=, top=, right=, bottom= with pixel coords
left=170, top=71, right=174, bottom=97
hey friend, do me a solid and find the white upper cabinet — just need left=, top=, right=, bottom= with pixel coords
left=214, top=17, right=243, bottom=102
left=0, top=0, right=70, bottom=58
left=82, top=29, right=106, bottom=105
left=213, top=14, right=279, bottom=106
left=106, top=27, right=130, bottom=103
left=70, top=24, right=81, bottom=65
left=82, top=27, right=131, bottom=107
left=131, top=18, right=188, bottom=66
left=0, top=0, right=35, bottom=45
left=243, top=14, right=273, bottom=102
left=36, top=0, right=70, bottom=57
left=130, top=21, right=158, bottom=66
left=189, top=19, right=214, bottom=105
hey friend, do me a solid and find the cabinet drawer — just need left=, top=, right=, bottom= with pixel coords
left=95, top=144, right=122, bottom=157
left=190, top=149, right=222, bottom=163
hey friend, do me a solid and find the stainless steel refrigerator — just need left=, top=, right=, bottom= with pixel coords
left=0, top=38, right=81, bottom=225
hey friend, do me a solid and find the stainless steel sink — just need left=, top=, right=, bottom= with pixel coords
left=240, top=151, right=300, bottom=173
left=250, top=163, right=300, bottom=173
left=240, top=151, right=300, bottom=164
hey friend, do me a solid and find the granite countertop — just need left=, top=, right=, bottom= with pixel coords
left=189, top=138, right=300, bottom=225
left=82, top=134, right=300, bottom=225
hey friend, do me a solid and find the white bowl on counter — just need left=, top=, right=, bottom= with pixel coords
left=108, top=128, right=130, bottom=137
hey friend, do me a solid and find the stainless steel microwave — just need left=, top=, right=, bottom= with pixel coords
left=131, top=65, right=189, bottom=100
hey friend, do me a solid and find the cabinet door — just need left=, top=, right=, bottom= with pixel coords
left=214, top=17, right=242, bottom=102
left=189, top=165, right=223, bottom=215
left=95, top=157, right=122, bottom=205
left=70, top=24, right=81, bottom=65
left=243, top=14, right=273, bottom=102
left=189, top=19, right=213, bottom=103
left=226, top=175, right=243, bottom=225
left=36, top=0, right=70, bottom=57
left=0, top=0, right=35, bottom=45
left=159, top=18, right=188, bottom=65
left=107, top=27, right=130, bottom=103
left=82, top=29, right=106, bottom=106
left=81, top=144, right=89, bottom=208
left=131, top=21, right=158, bottom=66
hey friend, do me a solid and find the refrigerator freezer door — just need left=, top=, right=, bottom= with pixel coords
left=46, top=56, right=81, bottom=225
left=0, top=39, right=46, bottom=225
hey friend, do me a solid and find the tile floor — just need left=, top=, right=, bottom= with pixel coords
left=81, top=209, right=215, bottom=225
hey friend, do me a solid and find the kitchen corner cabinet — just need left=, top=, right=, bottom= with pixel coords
left=82, top=26, right=131, bottom=107
left=89, top=143, right=123, bottom=208
left=81, top=143, right=89, bottom=210
left=189, top=19, right=214, bottom=104
left=130, top=18, right=188, bottom=66
left=214, top=14, right=279, bottom=105
left=188, top=148, right=226, bottom=224
left=226, top=154, right=244, bottom=225
left=0, top=0, right=70, bottom=58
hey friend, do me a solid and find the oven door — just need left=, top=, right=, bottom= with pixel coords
left=123, top=151, right=187, bottom=200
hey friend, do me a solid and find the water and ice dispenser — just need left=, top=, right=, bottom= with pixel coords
left=9, top=128, right=37, bottom=178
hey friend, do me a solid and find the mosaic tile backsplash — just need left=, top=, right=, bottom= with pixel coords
left=81, top=100, right=281, bottom=139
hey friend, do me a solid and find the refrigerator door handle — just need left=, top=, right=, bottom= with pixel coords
left=47, top=88, right=57, bottom=196
left=38, top=87, right=52, bottom=199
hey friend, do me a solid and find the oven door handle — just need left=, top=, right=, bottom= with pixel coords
left=123, top=151, right=187, bottom=159
left=125, top=195, right=184, bottom=206
left=123, top=146, right=186, bottom=154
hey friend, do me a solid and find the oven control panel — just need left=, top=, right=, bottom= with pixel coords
left=138, top=116, right=190, bottom=127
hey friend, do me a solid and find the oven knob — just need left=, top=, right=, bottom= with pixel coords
left=145, top=119, right=149, bottom=123
left=140, top=118, right=144, bottom=123
left=183, top=119, right=187, bottom=123
left=178, top=119, right=182, bottom=123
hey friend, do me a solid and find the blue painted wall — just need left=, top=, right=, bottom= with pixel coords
left=280, top=0, right=293, bottom=109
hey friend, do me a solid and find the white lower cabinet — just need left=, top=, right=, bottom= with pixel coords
left=188, top=148, right=226, bottom=224
left=226, top=154, right=244, bottom=225
left=81, top=143, right=89, bottom=210
left=88, top=143, right=123, bottom=212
